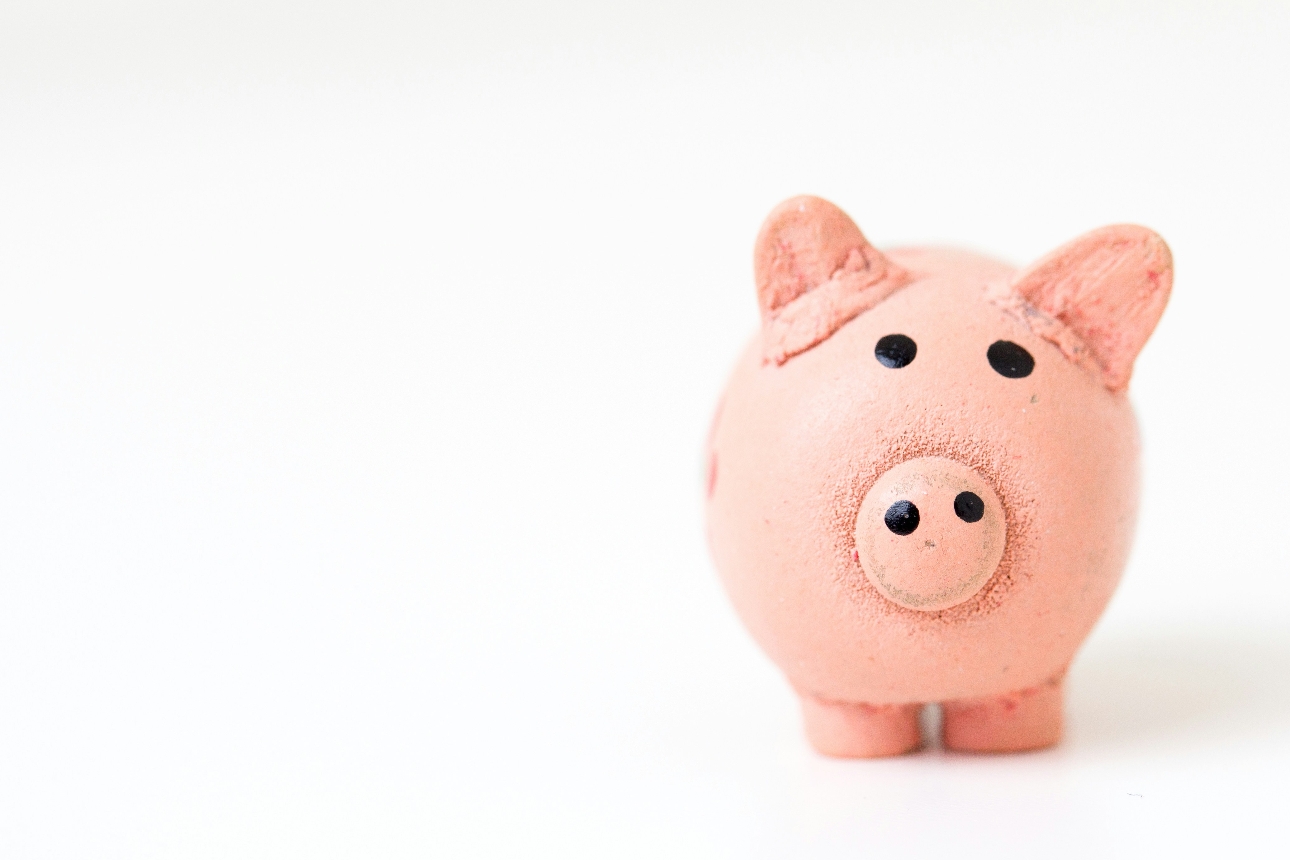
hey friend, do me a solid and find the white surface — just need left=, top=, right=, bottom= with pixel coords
left=1, top=2, right=1288, bottom=856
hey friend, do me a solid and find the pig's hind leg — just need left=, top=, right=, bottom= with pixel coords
left=941, top=675, right=1064, bottom=753
left=798, top=694, right=923, bottom=758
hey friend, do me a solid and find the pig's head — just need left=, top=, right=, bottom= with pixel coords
left=717, top=196, right=1171, bottom=621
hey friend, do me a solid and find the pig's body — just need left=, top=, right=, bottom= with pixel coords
left=705, top=199, right=1170, bottom=756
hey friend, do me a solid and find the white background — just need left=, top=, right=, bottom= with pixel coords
left=1, top=1, right=1288, bottom=856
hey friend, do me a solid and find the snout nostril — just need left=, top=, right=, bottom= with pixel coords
left=884, top=500, right=920, bottom=535
left=857, top=459, right=1005, bottom=612
left=954, top=491, right=985, bottom=523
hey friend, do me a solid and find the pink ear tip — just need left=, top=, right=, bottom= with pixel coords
left=1105, top=223, right=1174, bottom=267
left=752, top=196, right=910, bottom=362
left=1009, top=221, right=1174, bottom=392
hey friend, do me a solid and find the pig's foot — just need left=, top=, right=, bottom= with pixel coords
left=798, top=694, right=923, bottom=758
left=941, top=676, right=1064, bottom=753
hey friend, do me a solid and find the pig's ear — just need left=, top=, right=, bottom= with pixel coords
left=754, top=196, right=910, bottom=364
left=1010, top=225, right=1172, bottom=392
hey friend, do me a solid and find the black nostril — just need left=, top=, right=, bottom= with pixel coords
left=884, top=500, right=920, bottom=535
left=954, top=491, right=985, bottom=523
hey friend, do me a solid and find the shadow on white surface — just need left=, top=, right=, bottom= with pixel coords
left=1068, top=627, right=1290, bottom=751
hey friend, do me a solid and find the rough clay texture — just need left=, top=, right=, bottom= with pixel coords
left=705, top=197, right=1172, bottom=754
left=1004, top=225, right=1172, bottom=392
left=755, top=196, right=912, bottom=364
left=854, top=456, right=1007, bottom=612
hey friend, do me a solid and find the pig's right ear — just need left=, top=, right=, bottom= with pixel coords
left=754, top=196, right=910, bottom=365
left=1008, top=225, right=1172, bottom=392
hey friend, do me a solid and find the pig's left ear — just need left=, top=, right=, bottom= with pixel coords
left=1010, top=225, right=1172, bottom=392
left=754, top=196, right=911, bottom=364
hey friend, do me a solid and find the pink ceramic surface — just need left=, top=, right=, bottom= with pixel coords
left=705, top=196, right=1171, bottom=756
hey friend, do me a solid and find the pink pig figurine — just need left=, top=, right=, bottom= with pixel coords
left=704, top=196, right=1172, bottom=756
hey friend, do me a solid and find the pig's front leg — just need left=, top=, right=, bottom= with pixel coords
left=798, top=693, right=923, bottom=758
left=941, top=676, right=1064, bottom=753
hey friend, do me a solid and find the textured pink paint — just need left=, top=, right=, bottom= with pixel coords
left=1007, top=225, right=1172, bottom=392
left=855, top=457, right=1006, bottom=612
left=754, top=196, right=912, bottom=364
left=705, top=197, right=1171, bottom=757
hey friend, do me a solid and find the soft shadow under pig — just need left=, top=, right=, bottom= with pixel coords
left=1066, top=627, right=1290, bottom=750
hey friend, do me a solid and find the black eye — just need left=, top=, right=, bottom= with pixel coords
left=884, top=500, right=920, bottom=535
left=875, top=334, right=917, bottom=368
left=954, top=491, right=984, bottom=523
left=987, top=340, right=1034, bottom=378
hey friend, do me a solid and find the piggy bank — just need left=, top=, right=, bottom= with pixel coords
left=705, top=196, right=1172, bottom=756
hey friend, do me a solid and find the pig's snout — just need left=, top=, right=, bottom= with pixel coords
left=854, top=457, right=1005, bottom=611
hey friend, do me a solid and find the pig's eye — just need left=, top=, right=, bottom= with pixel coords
left=987, top=340, right=1034, bottom=378
left=875, top=334, right=917, bottom=368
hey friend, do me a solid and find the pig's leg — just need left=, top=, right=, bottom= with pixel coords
left=941, top=676, right=1064, bottom=753
left=798, top=694, right=923, bottom=757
